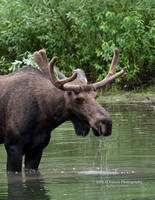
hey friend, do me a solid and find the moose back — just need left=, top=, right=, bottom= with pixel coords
left=0, top=49, right=126, bottom=172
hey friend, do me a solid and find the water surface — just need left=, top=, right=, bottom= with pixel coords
left=0, top=102, right=155, bottom=200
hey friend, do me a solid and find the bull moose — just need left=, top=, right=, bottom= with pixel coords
left=0, top=48, right=126, bottom=172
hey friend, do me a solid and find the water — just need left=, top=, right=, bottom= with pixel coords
left=0, top=102, right=155, bottom=200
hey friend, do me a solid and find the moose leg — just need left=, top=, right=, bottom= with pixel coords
left=24, top=149, right=43, bottom=171
left=5, top=144, right=23, bottom=172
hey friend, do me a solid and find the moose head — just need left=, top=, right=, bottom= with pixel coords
left=34, top=48, right=127, bottom=138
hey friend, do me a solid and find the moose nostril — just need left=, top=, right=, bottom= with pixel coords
left=101, top=124, right=106, bottom=134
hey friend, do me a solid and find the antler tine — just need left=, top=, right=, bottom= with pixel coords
left=93, top=48, right=127, bottom=90
left=49, top=58, right=79, bottom=90
left=34, top=49, right=80, bottom=92
left=33, top=50, right=49, bottom=77
left=108, top=48, right=119, bottom=77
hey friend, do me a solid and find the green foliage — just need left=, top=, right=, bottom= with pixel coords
left=0, top=0, right=154, bottom=88
left=0, top=56, right=10, bottom=75
left=10, top=51, right=38, bottom=71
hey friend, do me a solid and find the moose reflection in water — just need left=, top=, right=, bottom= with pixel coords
left=0, top=48, right=126, bottom=172
left=6, top=172, right=50, bottom=200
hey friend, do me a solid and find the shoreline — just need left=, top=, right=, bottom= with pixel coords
left=97, top=88, right=155, bottom=104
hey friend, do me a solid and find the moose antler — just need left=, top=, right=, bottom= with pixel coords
left=33, top=49, right=49, bottom=77
left=92, top=48, right=127, bottom=90
left=34, top=49, right=126, bottom=92
left=33, top=50, right=80, bottom=92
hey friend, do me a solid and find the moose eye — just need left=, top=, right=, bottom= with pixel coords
left=76, top=97, right=84, bottom=104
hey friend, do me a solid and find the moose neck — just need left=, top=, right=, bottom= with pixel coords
left=45, top=88, right=69, bottom=132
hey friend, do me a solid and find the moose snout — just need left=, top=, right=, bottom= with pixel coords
left=98, top=116, right=112, bottom=136
left=92, top=116, right=112, bottom=137
left=101, top=117, right=112, bottom=136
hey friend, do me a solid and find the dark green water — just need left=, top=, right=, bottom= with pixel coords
left=0, top=102, right=155, bottom=200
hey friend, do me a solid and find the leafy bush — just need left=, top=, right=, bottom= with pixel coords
left=0, top=0, right=154, bottom=88
left=10, top=51, right=38, bottom=72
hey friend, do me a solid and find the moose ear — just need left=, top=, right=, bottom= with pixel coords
left=72, top=69, right=87, bottom=83
left=56, top=71, right=66, bottom=80
left=70, top=116, right=90, bottom=137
